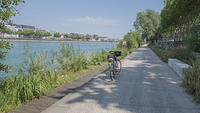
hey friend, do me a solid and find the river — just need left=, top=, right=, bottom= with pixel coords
left=3, top=41, right=117, bottom=66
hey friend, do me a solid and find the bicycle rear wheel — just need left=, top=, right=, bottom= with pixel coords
left=109, top=69, right=114, bottom=81
left=108, top=64, right=114, bottom=81
left=115, top=59, right=122, bottom=75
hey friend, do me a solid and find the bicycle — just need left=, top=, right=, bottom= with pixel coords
left=107, top=51, right=122, bottom=81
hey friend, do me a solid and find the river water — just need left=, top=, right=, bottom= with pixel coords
left=3, top=41, right=117, bottom=66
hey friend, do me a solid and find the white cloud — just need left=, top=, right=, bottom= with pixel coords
left=68, top=16, right=117, bottom=25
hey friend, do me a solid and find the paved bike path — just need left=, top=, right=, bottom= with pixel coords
left=42, top=45, right=200, bottom=113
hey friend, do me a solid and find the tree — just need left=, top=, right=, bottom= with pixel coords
left=187, top=18, right=200, bottom=52
left=54, top=32, right=61, bottom=38
left=160, top=0, right=200, bottom=41
left=161, top=0, right=200, bottom=31
left=134, top=9, right=161, bottom=43
left=85, top=35, right=90, bottom=41
left=0, top=0, right=25, bottom=27
left=64, top=33, right=69, bottom=38
left=18, top=29, right=34, bottom=36
left=120, top=31, right=143, bottom=50
left=0, top=0, right=24, bottom=72
left=34, top=31, right=52, bottom=37
left=34, top=30, right=43, bottom=37
left=95, top=37, right=99, bottom=41
left=0, top=26, right=14, bottom=34
left=42, top=32, right=51, bottom=37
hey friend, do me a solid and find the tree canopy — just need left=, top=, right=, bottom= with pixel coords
left=0, top=26, right=14, bottom=34
left=134, top=9, right=161, bottom=42
left=17, top=29, right=34, bottom=36
left=34, top=30, right=51, bottom=37
left=43, top=32, right=51, bottom=37
left=0, top=0, right=24, bottom=27
left=54, top=32, right=61, bottom=38
left=161, top=0, right=200, bottom=30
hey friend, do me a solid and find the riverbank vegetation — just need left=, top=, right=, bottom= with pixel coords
left=133, top=0, right=200, bottom=102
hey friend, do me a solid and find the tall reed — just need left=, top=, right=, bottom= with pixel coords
left=183, top=60, right=200, bottom=102
left=56, top=43, right=89, bottom=73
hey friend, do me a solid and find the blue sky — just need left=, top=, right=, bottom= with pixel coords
left=12, top=0, right=165, bottom=39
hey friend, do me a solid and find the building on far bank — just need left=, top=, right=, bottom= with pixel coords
left=37, top=28, right=47, bottom=33
left=100, top=37, right=108, bottom=42
left=5, top=25, right=19, bottom=32
left=1, top=23, right=119, bottom=42
left=0, top=25, right=19, bottom=39
left=93, top=34, right=98, bottom=39
left=60, top=34, right=65, bottom=39
left=15, top=24, right=36, bottom=31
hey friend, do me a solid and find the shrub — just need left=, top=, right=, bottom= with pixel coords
left=173, top=47, right=195, bottom=64
left=183, top=60, right=200, bottom=102
left=149, top=44, right=196, bottom=64
left=149, top=44, right=174, bottom=62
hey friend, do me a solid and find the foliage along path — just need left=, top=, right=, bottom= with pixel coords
left=41, top=45, right=200, bottom=113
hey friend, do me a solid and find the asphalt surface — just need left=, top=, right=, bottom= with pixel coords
left=42, top=45, right=200, bottom=113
